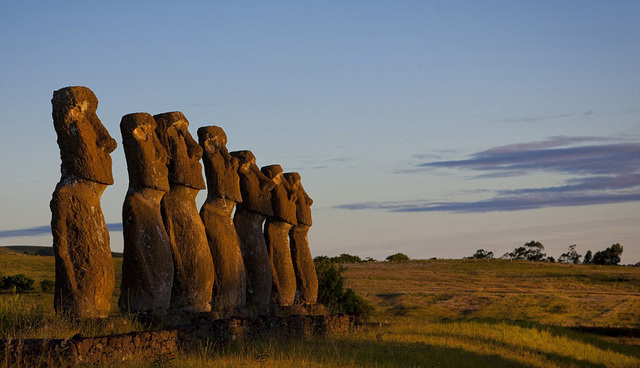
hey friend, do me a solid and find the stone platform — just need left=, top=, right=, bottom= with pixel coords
left=0, top=314, right=354, bottom=366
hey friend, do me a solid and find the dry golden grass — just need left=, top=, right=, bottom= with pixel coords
left=2, top=255, right=640, bottom=367
left=344, top=259, right=640, bottom=328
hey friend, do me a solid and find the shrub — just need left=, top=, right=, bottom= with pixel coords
left=386, top=253, right=410, bottom=262
left=1, top=274, right=35, bottom=293
left=40, top=279, right=55, bottom=293
left=583, top=250, right=593, bottom=264
left=314, top=257, right=373, bottom=320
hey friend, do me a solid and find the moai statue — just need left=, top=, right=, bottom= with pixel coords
left=231, top=150, right=275, bottom=312
left=198, top=126, right=247, bottom=316
left=119, top=113, right=174, bottom=313
left=154, top=112, right=214, bottom=313
left=261, top=165, right=297, bottom=306
left=50, top=86, right=116, bottom=318
left=284, top=172, right=318, bottom=304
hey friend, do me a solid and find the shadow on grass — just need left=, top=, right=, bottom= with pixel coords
left=441, top=318, right=640, bottom=359
left=213, top=336, right=538, bottom=368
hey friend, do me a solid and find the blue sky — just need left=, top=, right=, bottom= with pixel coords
left=1, top=1, right=638, bottom=263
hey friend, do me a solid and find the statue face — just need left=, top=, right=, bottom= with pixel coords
left=197, top=126, right=241, bottom=202
left=261, top=164, right=297, bottom=224
left=231, top=150, right=275, bottom=216
left=52, top=87, right=117, bottom=185
left=120, top=113, right=170, bottom=192
left=285, top=172, right=312, bottom=226
left=154, top=112, right=205, bottom=190
left=198, top=126, right=227, bottom=156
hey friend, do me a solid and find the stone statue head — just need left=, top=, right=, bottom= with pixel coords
left=197, top=126, right=242, bottom=202
left=261, top=164, right=297, bottom=224
left=120, top=113, right=170, bottom=192
left=231, top=150, right=275, bottom=216
left=153, top=112, right=205, bottom=190
left=284, top=172, right=313, bottom=226
left=51, top=86, right=117, bottom=185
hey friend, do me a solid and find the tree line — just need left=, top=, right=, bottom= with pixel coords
left=468, top=241, right=625, bottom=265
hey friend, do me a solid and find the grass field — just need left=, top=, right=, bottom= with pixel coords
left=1, top=254, right=639, bottom=367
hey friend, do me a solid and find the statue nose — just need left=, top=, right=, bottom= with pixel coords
left=99, top=135, right=117, bottom=154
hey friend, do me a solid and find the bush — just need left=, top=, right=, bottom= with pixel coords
left=40, top=279, right=55, bottom=293
left=314, top=257, right=373, bottom=320
left=386, top=253, right=410, bottom=262
left=1, top=274, right=35, bottom=293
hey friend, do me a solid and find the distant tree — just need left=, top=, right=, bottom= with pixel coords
left=1, top=274, right=35, bottom=293
left=333, top=253, right=362, bottom=263
left=583, top=250, right=593, bottom=264
left=386, top=253, right=410, bottom=262
left=40, top=279, right=55, bottom=293
left=558, top=244, right=582, bottom=264
left=592, top=243, right=623, bottom=266
left=467, top=249, right=494, bottom=259
left=546, top=256, right=555, bottom=263
left=504, top=241, right=546, bottom=261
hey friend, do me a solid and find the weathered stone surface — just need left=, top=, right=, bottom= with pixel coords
left=234, top=208, right=272, bottom=313
left=198, top=126, right=246, bottom=316
left=231, top=150, right=275, bottom=312
left=154, top=112, right=214, bottom=313
left=285, top=172, right=318, bottom=304
left=119, top=113, right=174, bottom=313
left=262, top=165, right=297, bottom=306
left=50, top=86, right=115, bottom=318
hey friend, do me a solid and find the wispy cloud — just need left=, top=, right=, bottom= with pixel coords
left=337, top=136, right=640, bottom=213
left=336, top=193, right=640, bottom=213
left=0, top=223, right=123, bottom=238
left=419, top=141, right=640, bottom=177
left=491, top=113, right=572, bottom=123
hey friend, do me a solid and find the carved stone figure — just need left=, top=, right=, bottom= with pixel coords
left=154, top=112, right=214, bottom=313
left=231, top=150, right=275, bottom=312
left=285, top=172, right=318, bottom=304
left=119, top=113, right=174, bottom=313
left=261, top=165, right=297, bottom=306
left=198, top=126, right=246, bottom=316
left=50, top=86, right=116, bottom=318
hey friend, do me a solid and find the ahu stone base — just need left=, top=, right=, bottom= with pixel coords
left=0, top=314, right=354, bottom=366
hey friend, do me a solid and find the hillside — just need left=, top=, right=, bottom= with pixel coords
left=0, top=247, right=19, bottom=255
